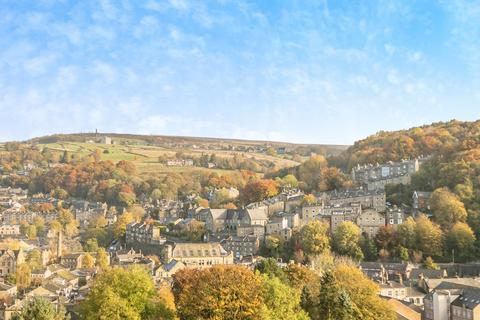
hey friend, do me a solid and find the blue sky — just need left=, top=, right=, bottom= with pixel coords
left=0, top=0, right=479, bottom=144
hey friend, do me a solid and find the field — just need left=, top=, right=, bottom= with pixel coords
left=36, top=141, right=297, bottom=176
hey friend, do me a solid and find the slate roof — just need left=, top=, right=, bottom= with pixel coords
left=451, top=288, right=480, bottom=309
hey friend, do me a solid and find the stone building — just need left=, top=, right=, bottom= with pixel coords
left=220, top=235, right=259, bottom=258
left=164, top=242, right=234, bottom=269
left=318, top=188, right=386, bottom=212
left=356, top=208, right=385, bottom=237
left=351, top=158, right=422, bottom=191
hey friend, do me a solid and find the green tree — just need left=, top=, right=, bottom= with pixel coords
left=13, top=297, right=68, bottom=320
left=332, top=222, right=364, bottom=261
left=298, top=221, right=330, bottom=258
left=360, top=235, right=378, bottom=261
left=84, top=238, right=99, bottom=252
left=399, top=246, right=410, bottom=262
left=423, top=256, right=439, bottom=270
left=317, top=271, right=356, bottom=320
left=81, top=267, right=173, bottom=320
left=261, top=275, right=310, bottom=320
left=255, top=258, right=288, bottom=284
left=26, top=249, right=43, bottom=270
left=282, top=174, right=299, bottom=188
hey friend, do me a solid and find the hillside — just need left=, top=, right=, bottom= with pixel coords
left=330, top=119, right=480, bottom=170
left=15, top=132, right=348, bottom=176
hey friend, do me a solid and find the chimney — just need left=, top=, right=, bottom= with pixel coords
left=57, top=230, right=63, bottom=259
left=165, top=244, right=173, bottom=263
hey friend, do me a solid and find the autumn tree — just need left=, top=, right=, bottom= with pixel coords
left=240, top=179, right=279, bottom=204
left=284, top=263, right=319, bottom=291
left=301, top=194, right=316, bottom=206
left=429, top=187, right=467, bottom=230
left=82, top=253, right=95, bottom=268
left=113, top=212, right=134, bottom=238
left=396, top=217, right=417, bottom=250
left=333, top=264, right=395, bottom=320
left=415, top=215, right=443, bottom=257
left=172, top=265, right=264, bottom=320
left=297, top=155, right=328, bottom=192
left=96, top=248, right=110, bottom=270
left=16, top=263, right=32, bottom=293
left=445, top=222, right=476, bottom=262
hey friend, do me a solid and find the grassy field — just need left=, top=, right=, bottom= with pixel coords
left=37, top=141, right=290, bottom=176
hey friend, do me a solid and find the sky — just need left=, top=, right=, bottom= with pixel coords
left=0, top=0, right=479, bottom=145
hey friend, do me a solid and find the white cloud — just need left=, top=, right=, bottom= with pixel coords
left=387, top=69, right=401, bottom=85
left=408, top=51, right=423, bottom=62
left=169, top=0, right=189, bottom=11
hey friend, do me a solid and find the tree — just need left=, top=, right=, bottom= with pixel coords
left=332, top=222, right=364, bottom=261
left=399, top=246, right=410, bottom=262
left=261, top=275, right=309, bottom=320
left=333, top=264, right=395, bottom=320
left=317, top=270, right=356, bottom=320
left=266, top=147, right=277, bottom=156
left=264, top=235, right=283, bottom=258
left=84, top=238, right=99, bottom=252
left=240, top=179, right=279, bottom=204
left=16, top=263, right=32, bottom=293
left=281, top=174, right=299, bottom=188
left=12, top=297, right=68, bottom=320
left=374, top=225, right=397, bottom=252
left=396, top=217, right=416, bottom=249
left=26, top=225, right=37, bottom=240
left=430, top=187, right=467, bottom=230
left=26, top=249, right=43, bottom=270
left=297, top=155, right=328, bottom=192
left=255, top=258, right=288, bottom=284
left=298, top=221, right=330, bottom=258
left=96, top=248, right=110, bottom=270
left=82, top=253, right=95, bottom=269
left=284, top=263, right=319, bottom=291
left=423, top=256, right=439, bottom=270
left=113, top=212, right=134, bottom=238
left=173, top=265, right=264, bottom=320
left=360, top=235, right=378, bottom=261
left=301, top=194, right=316, bottom=206
left=415, top=215, right=443, bottom=257
left=81, top=267, right=173, bottom=320
left=445, top=222, right=476, bottom=262
left=150, top=188, right=163, bottom=201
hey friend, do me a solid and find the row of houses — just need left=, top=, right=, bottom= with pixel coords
left=351, top=158, right=424, bottom=191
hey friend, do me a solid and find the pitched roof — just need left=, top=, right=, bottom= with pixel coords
left=387, top=298, right=421, bottom=320
left=246, top=208, right=268, bottom=221
left=172, top=242, right=229, bottom=257
left=451, top=288, right=480, bottom=309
